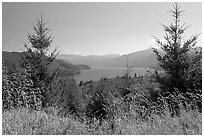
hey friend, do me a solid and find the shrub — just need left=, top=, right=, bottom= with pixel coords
left=47, top=76, right=82, bottom=116
left=85, top=81, right=115, bottom=124
left=2, top=65, right=42, bottom=110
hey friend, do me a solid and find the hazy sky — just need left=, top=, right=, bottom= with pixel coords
left=2, top=2, right=202, bottom=55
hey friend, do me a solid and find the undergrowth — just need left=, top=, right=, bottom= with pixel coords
left=2, top=103, right=202, bottom=135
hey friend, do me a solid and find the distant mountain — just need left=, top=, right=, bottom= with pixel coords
left=57, top=53, right=120, bottom=67
left=4, top=47, right=200, bottom=73
left=57, top=48, right=159, bottom=68
left=2, top=51, right=91, bottom=77
left=106, top=48, right=159, bottom=68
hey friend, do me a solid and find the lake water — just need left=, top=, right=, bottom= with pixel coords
left=74, top=67, right=149, bottom=83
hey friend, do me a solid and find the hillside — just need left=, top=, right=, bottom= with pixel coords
left=57, top=48, right=159, bottom=68
left=106, top=48, right=158, bottom=68
left=57, top=54, right=120, bottom=67
left=2, top=51, right=91, bottom=77
left=2, top=51, right=22, bottom=70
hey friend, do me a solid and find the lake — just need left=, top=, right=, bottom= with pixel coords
left=74, top=67, right=149, bottom=83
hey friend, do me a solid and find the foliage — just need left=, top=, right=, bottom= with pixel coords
left=47, top=76, right=82, bottom=116
left=2, top=103, right=201, bottom=135
left=186, top=48, right=202, bottom=91
left=152, top=3, right=202, bottom=114
left=20, top=15, right=59, bottom=108
left=2, top=66, right=42, bottom=110
left=2, top=65, right=202, bottom=134
left=85, top=91, right=112, bottom=123
left=84, top=80, right=116, bottom=123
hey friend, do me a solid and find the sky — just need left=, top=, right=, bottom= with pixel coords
left=2, top=2, right=202, bottom=56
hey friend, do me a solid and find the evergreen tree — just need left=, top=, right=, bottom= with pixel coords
left=153, top=3, right=200, bottom=94
left=20, top=15, right=58, bottom=108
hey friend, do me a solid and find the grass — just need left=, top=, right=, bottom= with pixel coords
left=2, top=106, right=202, bottom=135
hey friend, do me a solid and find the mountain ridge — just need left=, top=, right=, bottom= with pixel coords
left=2, top=51, right=91, bottom=77
left=57, top=48, right=159, bottom=68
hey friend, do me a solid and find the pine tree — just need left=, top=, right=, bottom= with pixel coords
left=20, top=15, right=58, bottom=108
left=153, top=3, right=200, bottom=94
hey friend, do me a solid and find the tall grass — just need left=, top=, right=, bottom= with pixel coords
left=2, top=105, right=201, bottom=135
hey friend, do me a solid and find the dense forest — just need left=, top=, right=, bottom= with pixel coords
left=2, top=3, right=202, bottom=135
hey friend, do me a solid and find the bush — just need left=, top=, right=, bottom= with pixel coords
left=85, top=81, right=115, bottom=123
left=47, top=76, right=83, bottom=116
left=2, top=66, right=43, bottom=110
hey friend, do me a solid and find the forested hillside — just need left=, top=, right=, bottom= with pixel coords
left=2, top=51, right=91, bottom=76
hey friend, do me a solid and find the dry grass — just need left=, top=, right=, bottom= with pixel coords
left=2, top=106, right=202, bottom=135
